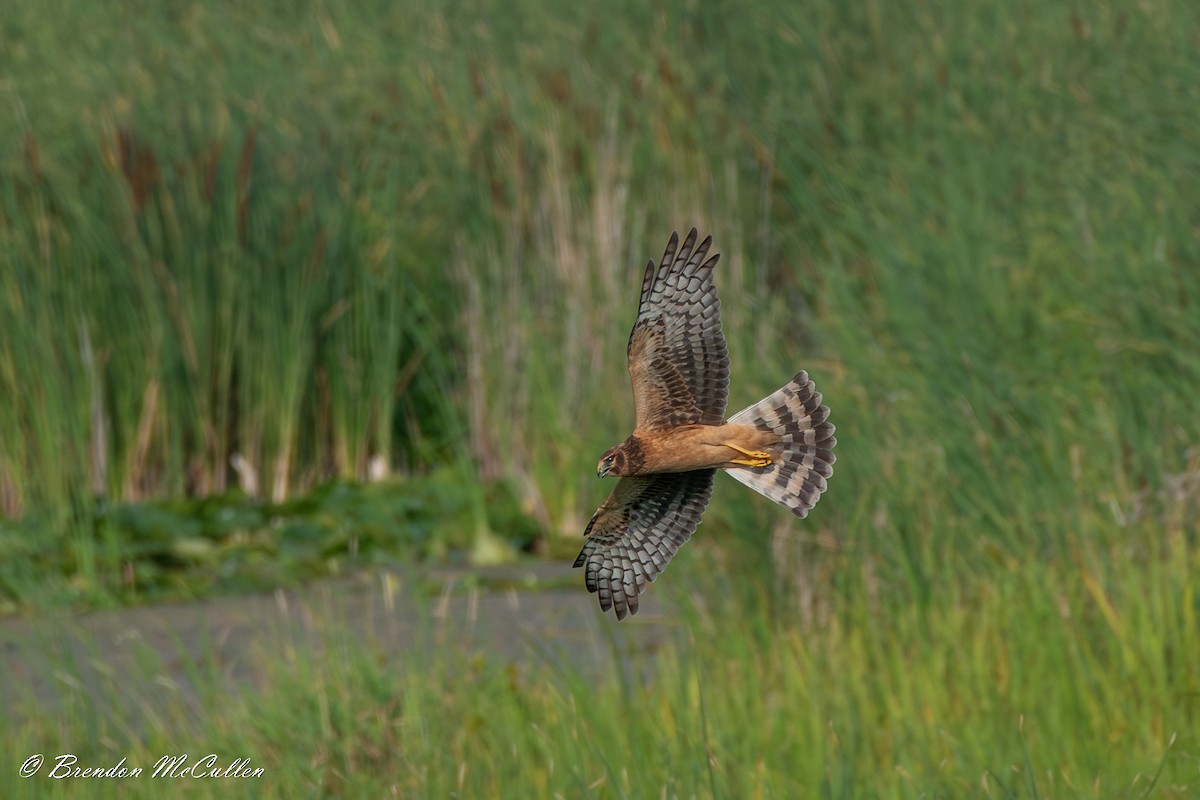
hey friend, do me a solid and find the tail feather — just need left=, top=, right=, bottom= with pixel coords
left=726, top=371, right=836, bottom=518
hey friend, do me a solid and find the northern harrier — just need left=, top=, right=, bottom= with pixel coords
left=574, top=229, right=836, bottom=619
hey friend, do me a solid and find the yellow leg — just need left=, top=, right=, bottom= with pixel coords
left=727, top=442, right=773, bottom=468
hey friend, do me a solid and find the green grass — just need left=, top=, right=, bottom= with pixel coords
left=3, top=557, right=1197, bottom=798
left=2, top=0, right=1199, bottom=795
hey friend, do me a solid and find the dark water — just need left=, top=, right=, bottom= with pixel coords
left=1, top=562, right=681, bottom=725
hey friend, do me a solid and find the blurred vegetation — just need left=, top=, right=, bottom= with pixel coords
left=1, top=0, right=1199, bottom=793
left=0, top=472, right=542, bottom=612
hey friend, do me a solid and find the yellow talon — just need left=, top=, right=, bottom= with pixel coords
left=727, top=443, right=773, bottom=468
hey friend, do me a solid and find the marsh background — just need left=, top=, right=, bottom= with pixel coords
left=2, top=0, right=1198, bottom=796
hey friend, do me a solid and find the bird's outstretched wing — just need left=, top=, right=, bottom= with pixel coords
left=626, top=229, right=729, bottom=430
left=573, top=469, right=716, bottom=619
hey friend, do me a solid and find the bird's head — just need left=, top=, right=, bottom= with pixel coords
left=596, top=445, right=627, bottom=478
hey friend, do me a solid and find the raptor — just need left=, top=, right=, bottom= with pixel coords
left=574, top=229, right=837, bottom=619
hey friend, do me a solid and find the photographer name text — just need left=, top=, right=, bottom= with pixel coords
left=20, top=753, right=265, bottom=780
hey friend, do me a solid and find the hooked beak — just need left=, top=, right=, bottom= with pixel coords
left=596, top=465, right=607, bottom=478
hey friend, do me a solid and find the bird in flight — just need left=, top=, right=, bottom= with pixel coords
left=574, top=229, right=836, bottom=619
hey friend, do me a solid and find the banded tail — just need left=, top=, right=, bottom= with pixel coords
left=726, top=371, right=836, bottom=518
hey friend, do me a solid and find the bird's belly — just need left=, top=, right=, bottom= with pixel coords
left=638, top=424, right=775, bottom=472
